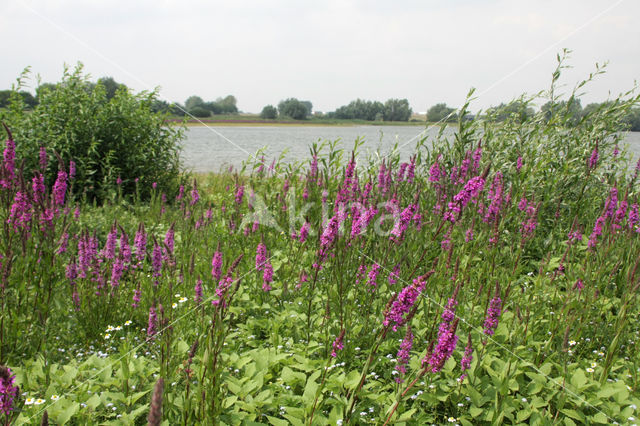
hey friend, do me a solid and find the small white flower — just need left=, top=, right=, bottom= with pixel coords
left=448, top=417, right=457, bottom=423
left=586, top=367, right=594, bottom=373
left=172, top=303, right=178, bottom=309
left=179, top=297, right=187, bottom=303
left=104, top=333, right=111, bottom=340
left=591, top=362, right=597, bottom=368
left=51, top=395, right=60, bottom=401
left=124, top=320, right=132, bottom=326
left=568, top=340, right=577, bottom=346
left=25, top=397, right=35, bottom=405
left=35, top=398, right=45, bottom=405
left=522, top=397, right=527, bottom=402
left=175, top=293, right=181, bottom=298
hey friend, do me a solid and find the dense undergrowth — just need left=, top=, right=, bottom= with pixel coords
left=0, top=61, right=640, bottom=425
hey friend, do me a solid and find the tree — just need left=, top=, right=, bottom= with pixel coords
left=541, top=99, right=582, bottom=126
left=1, top=64, right=184, bottom=202
left=383, top=98, right=412, bottom=121
left=97, top=77, right=126, bottom=100
left=217, top=95, right=238, bottom=114
left=190, top=106, right=211, bottom=118
left=623, top=107, right=640, bottom=131
left=185, top=95, right=205, bottom=112
left=301, top=101, right=313, bottom=117
left=427, top=103, right=457, bottom=123
left=260, top=105, right=277, bottom=119
left=278, top=98, right=309, bottom=120
left=332, top=99, right=385, bottom=121
left=485, top=101, right=535, bottom=123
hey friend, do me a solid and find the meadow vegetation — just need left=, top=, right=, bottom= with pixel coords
left=0, top=58, right=639, bottom=425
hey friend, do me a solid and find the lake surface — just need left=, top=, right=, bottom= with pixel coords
left=180, top=125, right=640, bottom=173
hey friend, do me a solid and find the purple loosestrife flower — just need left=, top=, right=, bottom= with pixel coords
left=0, top=366, right=19, bottom=416
left=320, top=210, right=345, bottom=249
left=397, top=162, right=408, bottom=181
left=355, top=264, right=367, bottom=285
left=190, top=184, right=199, bottom=205
left=426, top=319, right=459, bottom=373
left=367, top=263, right=381, bottom=289
left=459, top=334, right=473, bottom=381
left=7, top=191, right=32, bottom=232
left=163, top=226, right=175, bottom=257
left=211, top=250, right=223, bottom=281
left=176, top=185, right=185, bottom=201
left=69, top=161, right=76, bottom=180
left=32, top=173, right=45, bottom=202
left=388, top=264, right=400, bottom=285
left=484, top=172, right=504, bottom=223
left=589, top=146, right=599, bottom=169
left=377, top=162, right=386, bottom=191
left=262, top=261, right=274, bottom=292
left=57, top=231, right=69, bottom=255
left=573, top=279, right=584, bottom=291
left=613, top=199, right=628, bottom=231
left=120, top=232, right=131, bottom=265
left=111, top=258, right=124, bottom=288
left=395, top=327, right=413, bottom=382
left=52, top=170, right=68, bottom=206
left=383, top=274, right=428, bottom=331
left=429, top=159, right=442, bottom=183
left=235, top=185, right=244, bottom=205
left=406, top=157, right=416, bottom=183
left=255, top=243, right=267, bottom=271
left=147, top=305, right=158, bottom=340
left=465, top=227, right=474, bottom=242
left=472, top=145, right=482, bottom=173
left=134, top=224, right=147, bottom=263
left=603, top=187, right=618, bottom=219
left=516, top=156, right=523, bottom=172
left=132, top=285, right=141, bottom=308
left=629, top=203, right=639, bottom=231
left=520, top=203, right=539, bottom=241
left=212, top=276, right=234, bottom=306
left=310, top=154, right=318, bottom=178
left=588, top=216, right=606, bottom=249
left=104, top=226, right=117, bottom=260
left=483, top=285, right=502, bottom=336
left=1, top=138, right=16, bottom=189
left=298, top=221, right=310, bottom=243
left=331, top=329, right=345, bottom=357
left=390, top=203, right=417, bottom=242
left=40, top=146, right=47, bottom=171
left=441, top=297, right=458, bottom=323
left=194, top=278, right=203, bottom=304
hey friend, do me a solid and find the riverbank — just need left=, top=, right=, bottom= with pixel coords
left=165, top=114, right=435, bottom=127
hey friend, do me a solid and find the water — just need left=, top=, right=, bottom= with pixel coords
left=180, top=125, right=640, bottom=172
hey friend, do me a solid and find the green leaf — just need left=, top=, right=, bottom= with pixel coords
left=56, top=402, right=79, bottom=425
left=344, top=370, right=361, bottom=389
left=266, top=416, right=289, bottom=426
left=570, top=369, right=587, bottom=389
left=303, top=371, right=321, bottom=405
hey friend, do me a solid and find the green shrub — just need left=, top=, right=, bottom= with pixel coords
left=1, top=64, right=185, bottom=202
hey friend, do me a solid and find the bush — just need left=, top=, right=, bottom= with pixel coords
left=260, top=104, right=277, bottom=119
left=189, top=106, right=211, bottom=118
left=0, top=64, right=185, bottom=202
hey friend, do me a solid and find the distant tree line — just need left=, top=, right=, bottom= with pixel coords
left=324, top=98, right=413, bottom=122
left=260, top=98, right=313, bottom=120
left=426, top=100, right=640, bottom=131
left=181, top=95, right=238, bottom=118
left=3, top=81, right=639, bottom=130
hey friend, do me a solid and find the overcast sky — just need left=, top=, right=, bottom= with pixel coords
left=2, top=0, right=639, bottom=114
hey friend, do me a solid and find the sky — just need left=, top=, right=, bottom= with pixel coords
left=1, top=0, right=639, bottom=114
